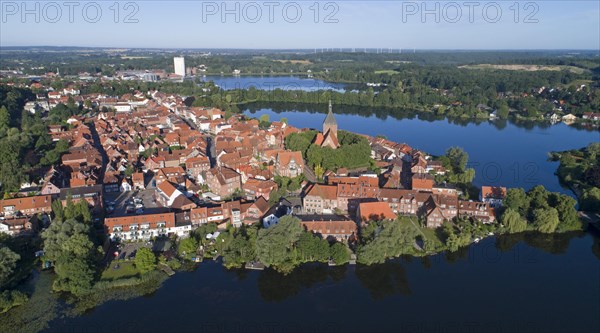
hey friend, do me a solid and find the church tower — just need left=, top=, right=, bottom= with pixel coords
left=323, top=100, right=338, bottom=138
left=320, top=100, right=340, bottom=149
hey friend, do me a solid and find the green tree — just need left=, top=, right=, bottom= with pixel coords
left=256, top=215, right=303, bottom=273
left=134, top=248, right=157, bottom=274
left=329, top=242, right=350, bottom=265
left=357, top=218, right=419, bottom=264
left=446, top=147, right=469, bottom=173
left=527, top=185, right=550, bottom=210
left=0, top=246, right=20, bottom=286
left=0, top=106, right=9, bottom=132
left=533, top=208, right=560, bottom=234
left=500, top=208, right=527, bottom=233
left=51, top=199, right=64, bottom=221
left=178, top=237, right=198, bottom=258
left=296, top=232, right=329, bottom=262
left=42, top=219, right=95, bottom=296
left=504, top=188, right=530, bottom=216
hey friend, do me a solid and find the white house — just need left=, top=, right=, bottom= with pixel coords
left=121, top=179, right=133, bottom=192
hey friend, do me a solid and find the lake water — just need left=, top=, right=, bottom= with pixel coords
left=7, top=84, right=600, bottom=332
left=41, top=233, right=600, bottom=333
left=243, top=105, right=600, bottom=194
left=199, top=75, right=348, bottom=92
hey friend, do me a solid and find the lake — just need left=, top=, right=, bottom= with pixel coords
left=6, top=92, right=600, bottom=332
left=199, top=75, right=348, bottom=92
left=40, top=232, right=600, bottom=333
left=243, top=104, right=600, bottom=195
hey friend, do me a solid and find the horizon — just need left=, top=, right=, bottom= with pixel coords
left=1, top=1, right=599, bottom=49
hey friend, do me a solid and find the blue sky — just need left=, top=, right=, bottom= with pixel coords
left=1, top=1, right=598, bottom=49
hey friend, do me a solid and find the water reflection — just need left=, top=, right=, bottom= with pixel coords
left=256, top=264, right=347, bottom=302
left=244, top=102, right=599, bottom=132
left=355, top=262, right=411, bottom=299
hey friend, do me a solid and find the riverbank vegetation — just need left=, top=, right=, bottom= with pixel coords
left=550, top=143, right=600, bottom=212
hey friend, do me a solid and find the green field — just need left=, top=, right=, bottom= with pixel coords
left=100, top=261, right=140, bottom=281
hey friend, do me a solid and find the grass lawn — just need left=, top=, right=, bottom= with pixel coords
left=419, top=227, right=445, bottom=249
left=101, top=261, right=140, bottom=281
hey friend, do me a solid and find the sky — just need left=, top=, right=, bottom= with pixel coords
left=0, top=1, right=599, bottom=49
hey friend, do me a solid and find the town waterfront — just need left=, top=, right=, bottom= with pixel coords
left=27, top=105, right=600, bottom=333
left=40, top=232, right=600, bottom=333
left=244, top=106, right=600, bottom=195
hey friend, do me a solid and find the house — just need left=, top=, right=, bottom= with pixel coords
left=298, top=215, right=358, bottom=242
left=245, top=196, right=270, bottom=223
left=262, top=199, right=293, bottom=228
left=276, top=151, right=304, bottom=178
left=155, top=166, right=186, bottom=185
left=480, top=186, right=507, bottom=208
left=582, top=112, right=600, bottom=121
left=104, top=212, right=176, bottom=241
left=458, top=200, right=496, bottom=223
left=0, top=217, right=37, bottom=236
left=412, top=173, right=434, bottom=191
left=121, top=179, right=133, bottom=192
left=303, top=183, right=338, bottom=214
left=132, top=172, right=145, bottom=189
left=357, top=201, right=396, bottom=223
left=156, top=181, right=196, bottom=211
left=59, top=185, right=103, bottom=209
left=205, top=167, right=242, bottom=197
left=0, top=195, right=52, bottom=217
left=185, top=156, right=210, bottom=182
left=242, top=178, right=278, bottom=200
left=420, top=195, right=448, bottom=228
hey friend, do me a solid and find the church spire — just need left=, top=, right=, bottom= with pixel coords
left=323, top=100, right=337, bottom=127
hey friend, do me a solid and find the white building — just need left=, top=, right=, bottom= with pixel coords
left=174, top=56, right=185, bottom=77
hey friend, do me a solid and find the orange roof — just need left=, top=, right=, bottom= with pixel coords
left=358, top=201, right=396, bottom=222
left=481, top=186, right=507, bottom=199
left=305, top=183, right=337, bottom=200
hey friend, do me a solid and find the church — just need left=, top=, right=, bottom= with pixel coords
left=313, top=101, right=340, bottom=149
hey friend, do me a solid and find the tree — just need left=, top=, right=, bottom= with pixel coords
left=527, top=185, right=550, bottom=210
left=314, top=163, right=325, bottom=181
left=0, top=106, right=9, bottom=132
left=178, top=237, right=198, bottom=258
left=0, top=246, right=20, bottom=286
left=533, top=208, right=560, bottom=234
left=134, top=248, right=157, bottom=274
left=446, top=147, right=468, bottom=173
left=500, top=208, right=527, bottom=233
left=496, top=103, right=509, bottom=119
left=504, top=188, right=530, bottom=216
left=357, top=218, right=419, bottom=264
left=329, top=242, right=350, bottom=265
left=296, top=232, right=329, bottom=262
left=256, top=215, right=303, bottom=273
left=42, top=219, right=95, bottom=296
left=51, top=199, right=64, bottom=221
left=552, top=194, right=580, bottom=231
left=75, top=200, right=92, bottom=224
left=223, top=234, right=255, bottom=268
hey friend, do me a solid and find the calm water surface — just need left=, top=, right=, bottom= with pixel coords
left=199, top=75, right=348, bottom=92
left=42, top=233, right=600, bottom=333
